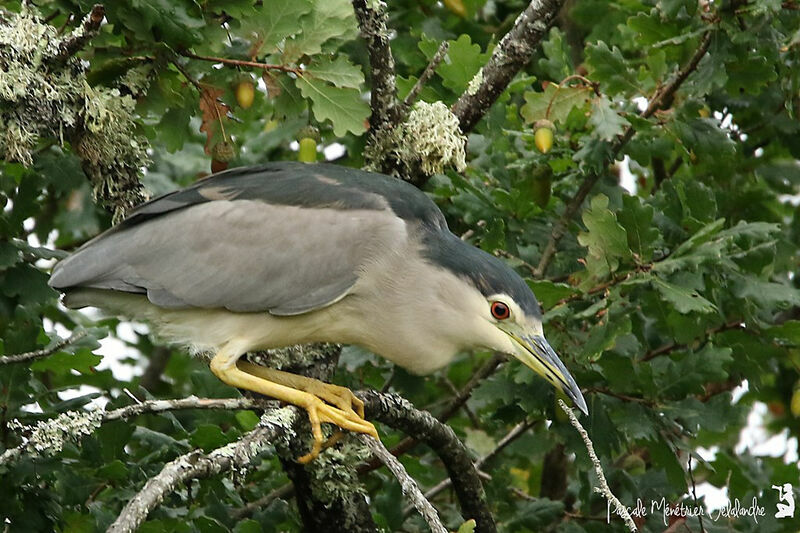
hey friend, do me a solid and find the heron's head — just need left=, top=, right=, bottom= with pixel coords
left=477, top=290, right=588, bottom=415
left=429, top=237, right=588, bottom=415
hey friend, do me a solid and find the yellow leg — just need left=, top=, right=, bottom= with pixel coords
left=237, top=361, right=366, bottom=418
left=210, top=352, right=378, bottom=464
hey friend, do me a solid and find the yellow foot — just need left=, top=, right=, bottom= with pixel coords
left=210, top=355, right=378, bottom=464
left=295, top=398, right=378, bottom=464
left=238, top=361, right=366, bottom=418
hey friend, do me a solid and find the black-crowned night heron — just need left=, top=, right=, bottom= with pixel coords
left=49, top=162, right=587, bottom=461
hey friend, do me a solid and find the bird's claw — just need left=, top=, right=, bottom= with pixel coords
left=296, top=396, right=378, bottom=464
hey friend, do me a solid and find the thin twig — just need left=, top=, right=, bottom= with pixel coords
left=558, top=399, right=637, bottom=532
left=360, top=353, right=506, bottom=472
left=171, top=60, right=203, bottom=92
left=360, top=390, right=497, bottom=532
left=411, top=417, right=538, bottom=509
left=43, top=10, right=60, bottom=23
left=688, top=454, right=706, bottom=533
left=534, top=29, right=714, bottom=278
left=640, top=319, right=743, bottom=362
left=440, top=376, right=480, bottom=427
left=439, top=353, right=506, bottom=421
left=0, top=331, right=88, bottom=365
left=360, top=434, right=448, bottom=533
left=403, top=41, right=449, bottom=109
left=451, top=0, right=566, bottom=135
left=179, top=51, right=302, bottom=74
left=231, top=484, right=295, bottom=520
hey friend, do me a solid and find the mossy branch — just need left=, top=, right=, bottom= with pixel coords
left=107, top=406, right=295, bottom=533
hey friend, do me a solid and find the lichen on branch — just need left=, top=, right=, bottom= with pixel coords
left=1, top=410, right=102, bottom=465
left=0, top=6, right=148, bottom=221
left=365, top=101, right=467, bottom=178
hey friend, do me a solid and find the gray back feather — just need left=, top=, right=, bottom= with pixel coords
left=50, top=163, right=414, bottom=314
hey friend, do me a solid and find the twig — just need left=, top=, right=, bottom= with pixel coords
left=0, top=330, right=88, bottom=365
left=687, top=454, right=706, bottom=533
left=171, top=60, right=203, bottom=92
left=439, top=353, right=506, bottom=421
left=403, top=41, right=449, bottom=109
left=360, top=353, right=506, bottom=472
left=558, top=399, right=637, bottom=532
left=640, top=319, right=742, bottom=362
left=231, top=483, right=295, bottom=520
left=55, top=13, right=74, bottom=35
left=360, top=434, right=448, bottom=533
left=440, top=376, right=480, bottom=426
left=451, top=0, right=566, bottom=135
left=107, top=406, right=296, bottom=533
left=50, top=4, right=104, bottom=65
left=351, top=0, right=399, bottom=129
left=413, top=417, right=538, bottom=509
left=534, top=29, right=714, bottom=278
left=179, top=51, right=302, bottom=74
left=103, top=396, right=270, bottom=422
left=587, top=387, right=655, bottom=406
left=494, top=249, right=537, bottom=276
left=360, top=390, right=497, bottom=533
left=556, top=273, right=633, bottom=306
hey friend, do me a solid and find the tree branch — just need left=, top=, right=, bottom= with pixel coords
left=50, top=4, right=104, bottom=65
left=1, top=396, right=271, bottom=467
left=0, top=330, right=87, bottom=365
left=359, top=390, right=497, bottom=533
left=178, top=51, right=302, bottom=74
left=107, top=406, right=296, bottom=533
left=534, top=29, right=714, bottom=278
left=558, top=400, right=637, bottom=532
left=351, top=0, right=399, bottom=131
left=103, top=396, right=270, bottom=422
left=451, top=0, right=566, bottom=134
left=360, top=434, right=447, bottom=533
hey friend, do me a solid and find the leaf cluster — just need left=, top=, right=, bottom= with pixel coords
left=1, top=0, right=800, bottom=532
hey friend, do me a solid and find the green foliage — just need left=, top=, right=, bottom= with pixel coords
left=2, top=0, right=800, bottom=532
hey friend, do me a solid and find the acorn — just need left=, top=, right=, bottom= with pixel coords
left=530, top=164, right=553, bottom=208
left=234, top=78, right=256, bottom=109
left=212, top=140, right=235, bottom=162
left=297, top=125, right=320, bottom=163
left=533, top=119, right=555, bottom=154
left=621, top=454, right=646, bottom=475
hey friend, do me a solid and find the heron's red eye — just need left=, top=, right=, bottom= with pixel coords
left=490, top=301, right=510, bottom=320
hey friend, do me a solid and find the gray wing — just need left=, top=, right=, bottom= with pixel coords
left=50, top=199, right=407, bottom=315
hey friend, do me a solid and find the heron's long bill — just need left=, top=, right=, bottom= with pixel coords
left=502, top=326, right=588, bottom=415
